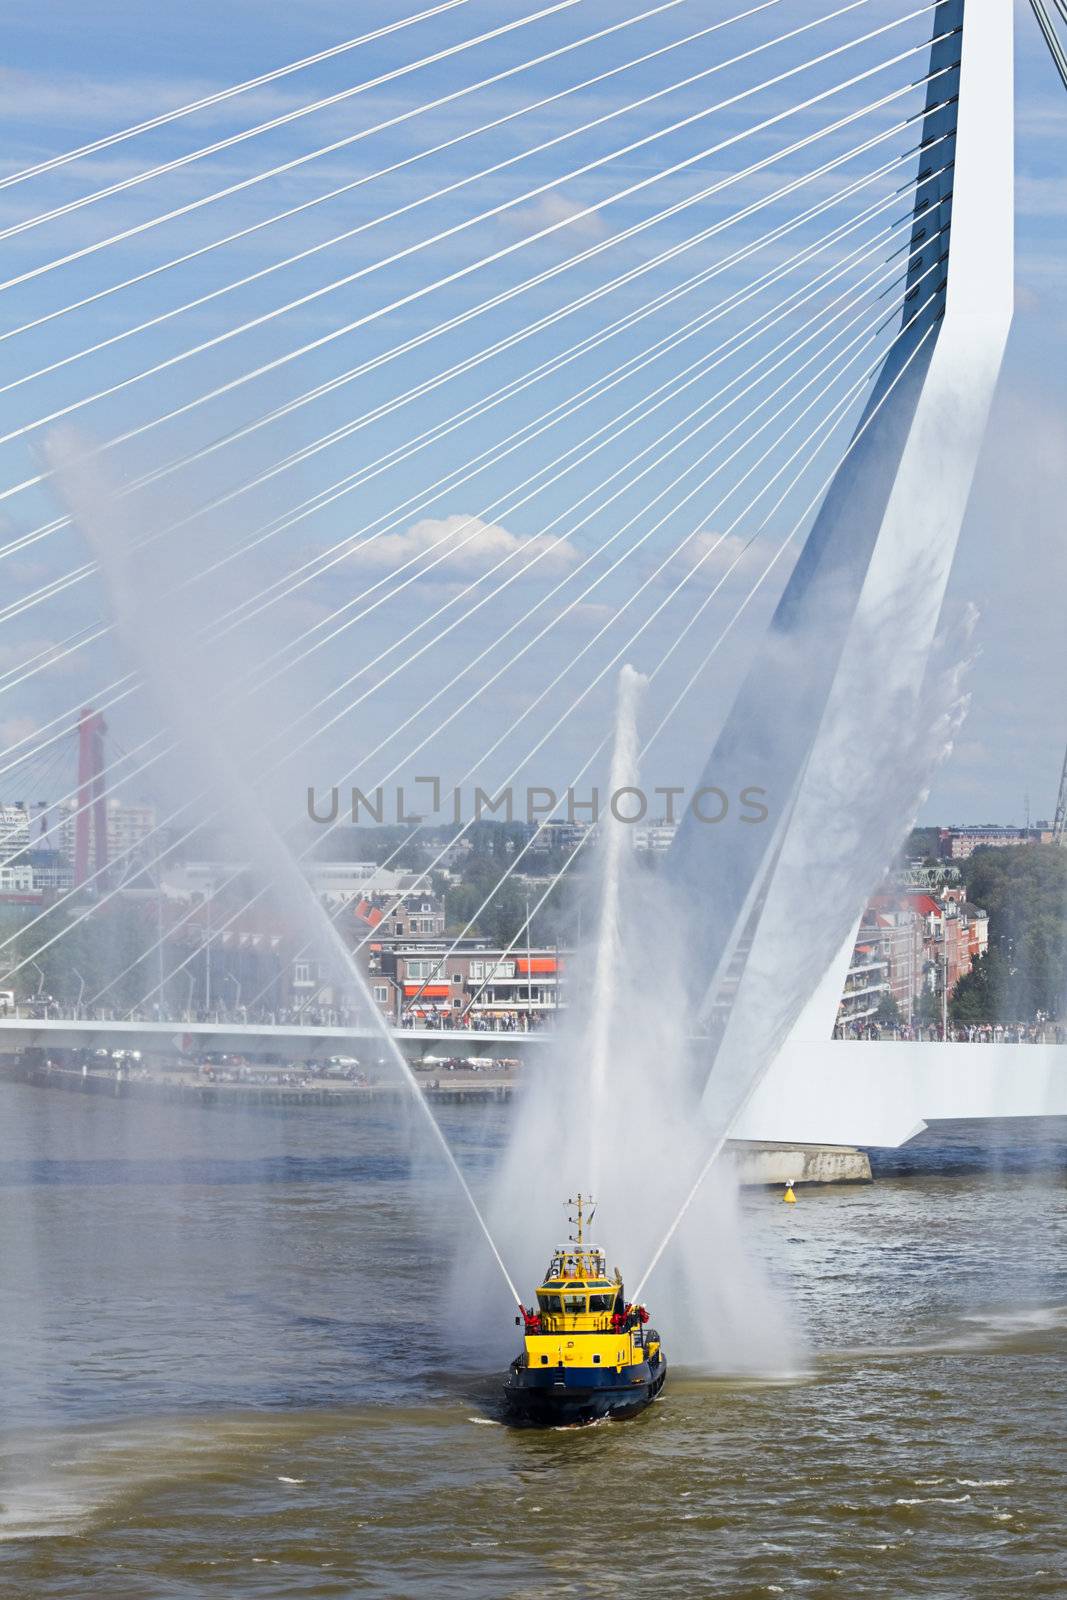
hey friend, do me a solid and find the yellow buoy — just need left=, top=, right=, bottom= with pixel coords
left=783, top=1184, right=796, bottom=1204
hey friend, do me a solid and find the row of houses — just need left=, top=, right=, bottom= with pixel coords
left=188, top=875, right=988, bottom=1034
left=335, top=894, right=560, bottom=1028
left=838, top=886, right=989, bottom=1028
left=145, top=886, right=561, bottom=1029
left=5, top=806, right=994, bottom=1032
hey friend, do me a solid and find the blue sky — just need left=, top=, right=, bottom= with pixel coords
left=0, top=0, right=1064, bottom=835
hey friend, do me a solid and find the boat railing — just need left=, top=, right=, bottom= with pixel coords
left=544, top=1249, right=609, bottom=1279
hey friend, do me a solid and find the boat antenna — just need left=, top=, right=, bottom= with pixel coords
left=567, top=1192, right=594, bottom=1248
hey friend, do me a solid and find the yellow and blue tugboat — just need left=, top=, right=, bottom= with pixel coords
left=503, top=1194, right=666, bottom=1425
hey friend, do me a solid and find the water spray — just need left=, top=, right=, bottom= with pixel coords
left=632, top=1136, right=728, bottom=1301
left=45, top=427, right=523, bottom=1310
left=587, top=664, right=647, bottom=1192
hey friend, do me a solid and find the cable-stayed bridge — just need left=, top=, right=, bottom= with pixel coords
left=1, top=0, right=1063, bottom=1149
left=4, top=1012, right=1067, bottom=1152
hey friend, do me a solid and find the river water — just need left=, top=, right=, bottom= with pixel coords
left=1, top=1078, right=1065, bottom=1598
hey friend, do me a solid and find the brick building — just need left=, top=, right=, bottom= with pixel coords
left=843, top=885, right=989, bottom=1026
left=938, top=824, right=1052, bottom=860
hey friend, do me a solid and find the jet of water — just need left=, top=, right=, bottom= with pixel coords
left=45, top=426, right=522, bottom=1308
left=451, top=665, right=797, bottom=1373
left=586, top=663, right=646, bottom=1192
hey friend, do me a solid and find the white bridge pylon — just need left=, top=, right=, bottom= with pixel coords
left=664, top=0, right=1018, bottom=1147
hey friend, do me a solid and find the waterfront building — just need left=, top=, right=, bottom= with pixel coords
left=0, top=808, right=74, bottom=900
left=523, top=819, right=590, bottom=857
left=0, top=861, right=34, bottom=893
left=845, top=886, right=990, bottom=1025
left=837, top=940, right=891, bottom=1026
left=367, top=937, right=566, bottom=1029
left=351, top=894, right=446, bottom=940
left=634, top=818, right=679, bottom=855
left=938, top=823, right=1052, bottom=860
left=859, top=903, right=925, bottom=1019
left=938, top=887, right=990, bottom=991
left=105, top=800, right=157, bottom=861
left=0, top=802, right=30, bottom=863
left=26, top=849, right=73, bottom=893
left=305, top=862, right=413, bottom=906
left=59, top=798, right=157, bottom=872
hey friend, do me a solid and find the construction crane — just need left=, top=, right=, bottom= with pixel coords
left=1053, top=741, right=1067, bottom=844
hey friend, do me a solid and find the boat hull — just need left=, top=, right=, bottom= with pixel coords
left=503, top=1353, right=666, bottom=1426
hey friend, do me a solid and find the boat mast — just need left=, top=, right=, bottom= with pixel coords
left=567, top=1193, right=597, bottom=1274
left=568, top=1192, right=587, bottom=1250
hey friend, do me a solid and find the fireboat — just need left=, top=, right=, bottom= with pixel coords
left=503, top=1194, right=666, bottom=1425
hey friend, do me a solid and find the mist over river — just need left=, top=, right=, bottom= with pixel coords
left=1, top=1079, right=1066, bottom=1598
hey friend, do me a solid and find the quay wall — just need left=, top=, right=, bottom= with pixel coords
left=1, top=1058, right=512, bottom=1108
left=726, top=1140, right=872, bottom=1187
left=2, top=1056, right=872, bottom=1184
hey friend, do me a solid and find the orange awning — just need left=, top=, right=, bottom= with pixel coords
left=515, top=957, right=557, bottom=974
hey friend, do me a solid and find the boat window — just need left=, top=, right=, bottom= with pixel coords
left=588, top=1294, right=614, bottom=1312
left=562, top=1295, right=586, bottom=1315
left=540, top=1355, right=549, bottom=1365
left=537, top=1293, right=562, bottom=1313
left=592, top=1354, right=601, bottom=1364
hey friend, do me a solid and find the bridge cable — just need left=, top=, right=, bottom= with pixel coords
left=0, top=167, right=953, bottom=947
left=0, top=51, right=955, bottom=642
left=9, top=272, right=936, bottom=1000
left=0, top=81, right=936, bottom=584
left=0, top=134, right=953, bottom=784
left=0, top=1, right=584, bottom=247
left=0, top=0, right=791, bottom=403
left=409, top=318, right=941, bottom=1028
left=0, top=159, right=950, bottom=912
left=0, top=0, right=783, bottom=352
left=0, top=12, right=949, bottom=511
left=95, top=273, right=944, bottom=1013
left=0, top=0, right=486, bottom=191
left=1029, top=0, right=1067, bottom=92
left=1, top=101, right=953, bottom=663
left=0, top=152, right=948, bottom=794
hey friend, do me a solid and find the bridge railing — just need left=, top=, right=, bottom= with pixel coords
left=0, top=1002, right=559, bottom=1034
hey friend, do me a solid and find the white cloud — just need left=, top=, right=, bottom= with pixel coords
left=504, top=192, right=608, bottom=242
left=1016, top=174, right=1067, bottom=218
left=0, top=634, right=84, bottom=676
left=0, top=67, right=314, bottom=132
left=668, top=530, right=760, bottom=581
left=564, top=600, right=615, bottom=626
left=0, top=715, right=39, bottom=748
left=343, top=514, right=578, bottom=579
